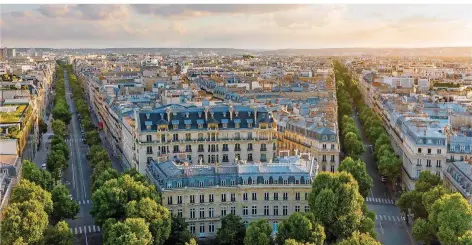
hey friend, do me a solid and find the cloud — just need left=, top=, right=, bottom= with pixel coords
left=37, top=4, right=129, bottom=20
left=132, top=4, right=303, bottom=19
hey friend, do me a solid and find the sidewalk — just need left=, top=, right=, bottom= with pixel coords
left=33, top=117, right=53, bottom=168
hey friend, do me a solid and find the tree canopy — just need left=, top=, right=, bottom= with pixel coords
left=338, top=157, right=373, bottom=197
left=103, top=218, right=153, bottom=245
left=244, top=219, right=273, bottom=245
left=215, top=214, right=246, bottom=245
left=276, top=212, right=325, bottom=245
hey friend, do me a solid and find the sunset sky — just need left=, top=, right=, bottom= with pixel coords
left=1, top=4, right=472, bottom=49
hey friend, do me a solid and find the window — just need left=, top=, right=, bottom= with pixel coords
left=248, top=153, right=253, bottom=162
left=221, top=193, right=227, bottom=202
left=173, top=145, right=179, bottom=153
left=235, top=144, right=241, bottom=151
left=199, top=181, right=204, bottom=187
left=200, top=194, right=204, bottom=203
left=331, top=144, right=335, bottom=149
left=264, top=192, right=269, bottom=200
left=187, top=155, right=192, bottom=161
left=186, top=145, right=192, bottom=152
left=231, top=193, right=236, bottom=202
left=190, top=195, right=195, bottom=203
left=330, top=165, right=335, bottom=172
left=330, top=155, right=335, bottom=162
left=243, top=193, right=248, bottom=201
left=273, top=206, right=279, bottom=216
left=223, top=154, right=229, bottom=162
left=209, top=208, right=214, bottom=218
left=146, top=135, right=152, bottom=142
left=248, top=143, right=253, bottom=151
left=283, top=179, right=288, bottom=185
left=264, top=206, right=269, bottom=216
left=274, top=192, right=278, bottom=201
left=322, top=144, right=327, bottom=149
left=305, top=206, right=310, bottom=212
left=161, top=135, right=166, bottom=142
left=418, top=148, right=422, bottom=153
left=209, top=194, right=214, bottom=202
left=243, top=206, right=248, bottom=216
left=252, top=193, right=257, bottom=201
left=147, top=157, right=153, bottom=164
left=198, top=144, right=204, bottom=152
left=167, top=196, right=173, bottom=205
left=436, top=160, right=442, bottom=168
left=460, top=145, right=465, bottom=152
left=450, top=145, right=455, bottom=152
left=231, top=180, right=236, bottom=186
left=190, top=208, right=195, bottom=219
left=198, top=123, right=203, bottom=129
left=199, top=223, right=205, bottom=234
left=223, top=144, right=229, bottom=151
left=264, top=179, right=269, bottom=185
left=230, top=206, right=236, bottom=215
left=437, top=149, right=441, bottom=154
left=190, top=223, right=195, bottom=234
left=199, top=208, right=205, bottom=218
left=147, top=146, right=153, bottom=154
left=260, top=153, right=267, bottom=162
left=295, top=192, right=300, bottom=200
left=252, top=205, right=258, bottom=215
left=209, top=222, right=215, bottom=233
left=261, top=144, right=267, bottom=151
left=426, top=160, right=431, bottom=167
left=173, top=134, right=179, bottom=141
left=235, top=132, right=241, bottom=140
left=283, top=192, right=288, bottom=200
left=177, top=209, right=183, bottom=217
left=427, top=148, right=431, bottom=154
left=221, top=207, right=227, bottom=217
left=186, top=133, right=191, bottom=141
left=283, top=206, right=288, bottom=216
left=416, top=169, right=421, bottom=178
left=173, top=124, right=178, bottom=130
left=177, top=196, right=183, bottom=204
left=235, top=122, right=240, bottom=128
left=295, top=206, right=300, bottom=212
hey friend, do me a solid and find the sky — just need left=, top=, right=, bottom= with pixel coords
left=1, top=4, right=472, bottom=49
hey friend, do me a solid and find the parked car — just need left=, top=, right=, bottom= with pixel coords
left=381, top=176, right=387, bottom=183
left=41, top=163, right=47, bottom=170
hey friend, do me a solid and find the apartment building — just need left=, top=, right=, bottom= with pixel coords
left=125, top=103, right=277, bottom=174
left=443, top=160, right=472, bottom=206
left=146, top=154, right=317, bottom=239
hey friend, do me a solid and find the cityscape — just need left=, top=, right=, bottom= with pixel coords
left=0, top=3, right=472, bottom=245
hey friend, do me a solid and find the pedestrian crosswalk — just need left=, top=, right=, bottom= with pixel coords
left=76, top=199, right=92, bottom=205
left=365, top=197, right=395, bottom=205
left=375, top=214, right=405, bottom=223
left=65, top=139, right=84, bottom=142
left=71, top=225, right=101, bottom=235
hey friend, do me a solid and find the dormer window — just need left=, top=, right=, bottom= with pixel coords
left=186, top=124, right=191, bottom=129
left=235, top=112, right=239, bottom=117
left=248, top=111, right=252, bottom=116
left=450, top=145, right=455, bottom=152
left=323, top=135, right=327, bottom=141
left=248, top=123, right=252, bottom=128
left=186, top=113, right=189, bottom=118
left=460, top=145, right=465, bottom=152
left=173, top=124, right=178, bottom=130
left=427, top=139, right=432, bottom=144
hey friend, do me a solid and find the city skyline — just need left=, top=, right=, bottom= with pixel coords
left=1, top=4, right=472, bottom=49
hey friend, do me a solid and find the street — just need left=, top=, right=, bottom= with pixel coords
left=63, top=70, right=102, bottom=245
left=351, top=111, right=416, bottom=245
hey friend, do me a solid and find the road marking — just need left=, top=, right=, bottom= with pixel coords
left=75, top=228, right=78, bottom=234
left=382, top=215, right=387, bottom=220
left=87, top=200, right=90, bottom=204
left=79, top=227, right=82, bottom=234
left=387, top=216, right=391, bottom=221
left=97, top=226, right=101, bottom=232
left=379, top=220, right=384, bottom=234
left=88, top=226, right=92, bottom=233
left=93, top=226, right=96, bottom=232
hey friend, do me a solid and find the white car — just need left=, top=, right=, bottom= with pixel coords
left=41, top=163, right=47, bottom=170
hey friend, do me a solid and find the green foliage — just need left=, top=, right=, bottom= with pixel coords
left=103, top=218, right=153, bottom=245
left=215, top=214, right=246, bottom=245
left=86, top=130, right=101, bottom=146
left=412, top=218, right=436, bottom=243
left=1, top=200, right=49, bottom=245
left=39, top=117, right=48, bottom=134
left=338, top=157, right=373, bottom=197
left=309, top=172, right=375, bottom=242
left=21, top=160, right=55, bottom=191
left=125, top=197, right=172, bottom=245
left=344, top=132, right=364, bottom=160
left=336, top=231, right=381, bottom=245
left=276, top=213, right=325, bottom=245
left=91, top=174, right=160, bottom=225
left=51, top=184, right=80, bottom=223
left=52, top=119, right=67, bottom=137
left=185, top=238, right=198, bottom=245
left=43, top=220, right=75, bottom=245
left=92, top=167, right=119, bottom=191
left=164, top=216, right=194, bottom=245
left=51, top=141, right=70, bottom=161
left=244, top=219, right=273, bottom=245
left=46, top=149, right=68, bottom=181
left=10, top=179, right=53, bottom=214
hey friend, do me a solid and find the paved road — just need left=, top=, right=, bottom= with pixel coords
left=63, top=70, right=101, bottom=245
left=351, top=111, right=416, bottom=245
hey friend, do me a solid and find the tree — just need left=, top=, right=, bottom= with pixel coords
left=309, top=172, right=374, bottom=241
left=44, top=220, right=75, bottom=245
left=103, top=218, right=153, bottom=245
left=244, top=219, right=273, bottom=245
left=21, top=160, right=55, bottom=191
left=51, top=141, right=70, bottom=161
left=412, top=218, right=436, bottom=243
left=46, top=149, right=68, bottom=180
left=459, top=231, right=472, bottom=245
left=86, top=130, right=101, bottom=146
left=374, top=134, right=390, bottom=150
left=125, top=197, right=172, bottom=245
left=39, top=117, right=48, bottom=134
left=52, top=105, right=71, bottom=124
left=276, top=212, right=325, bottom=245
left=338, top=102, right=353, bottom=118
left=51, top=184, right=80, bottom=223
left=92, top=167, right=119, bottom=191
left=377, top=153, right=401, bottom=183
left=91, top=174, right=160, bottom=225
left=185, top=239, right=198, bottom=245
left=164, top=216, right=194, bottom=245
left=52, top=119, right=67, bottom=137
left=415, top=171, right=441, bottom=193
left=338, top=157, right=373, bottom=197
left=215, top=214, right=246, bottom=245
left=344, top=132, right=364, bottom=159
left=336, top=231, right=380, bottom=245
left=12, top=237, right=28, bottom=245
left=1, top=200, right=48, bottom=245
left=10, top=179, right=53, bottom=214
left=429, top=193, right=472, bottom=245
left=284, top=239, right=314, bottom=245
